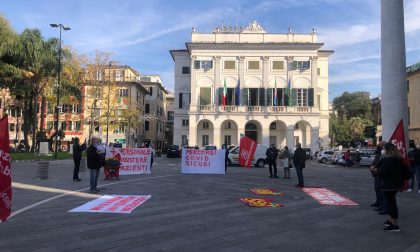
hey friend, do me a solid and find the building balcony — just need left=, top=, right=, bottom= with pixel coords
left=190, top=105, right=319, bottom=114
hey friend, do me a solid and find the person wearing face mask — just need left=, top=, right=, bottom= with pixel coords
left=369, top=141, right=388, bottom=215
left=87, top=136, right=102, bottom=193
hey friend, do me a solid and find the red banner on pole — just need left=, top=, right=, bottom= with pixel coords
left=389, top=119, right=409, bottom=164
left=239, top=136, right=257, bottom=168
left=0, top=116, right=12, bottom=222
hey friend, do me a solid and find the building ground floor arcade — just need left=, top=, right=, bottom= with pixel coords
left=173, top=113, right=329, bottom=151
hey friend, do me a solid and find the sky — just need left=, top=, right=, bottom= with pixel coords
left=2, top=0, right=420, bottom=101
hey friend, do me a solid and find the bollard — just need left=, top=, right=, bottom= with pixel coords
left=80, top=157, right=87, bottom=172
left=37, top=161, right=49, bottom=179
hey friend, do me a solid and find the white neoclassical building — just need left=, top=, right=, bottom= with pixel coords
left=170, top=21, right=333, bottom=151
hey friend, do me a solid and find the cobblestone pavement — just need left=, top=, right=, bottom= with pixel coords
left=1, top=158, right=420, bottom=252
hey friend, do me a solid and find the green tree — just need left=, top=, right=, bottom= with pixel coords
left=332, top=91, right=372, bottom=120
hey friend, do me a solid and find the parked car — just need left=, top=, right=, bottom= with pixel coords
left=228, top=144, right=268, bottom=167
left=332, top=151, right=344, bottom=164
left=167, top=145, right=181, bottom=158
left=204, top=145, right=217, bottom=150
left=303, top=148, right=313, bottom=160
left=358, top=152, right=375, bottom=166
left=317, top=150, right=335, bottom=163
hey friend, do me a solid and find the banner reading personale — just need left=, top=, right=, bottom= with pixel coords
left=0, top=117, right=12, bottom=222
left=239, top=136, right=257, bottom=168
left=181, top=149, right=225, bottom=174
left=106, top=148, right=152, bottom=175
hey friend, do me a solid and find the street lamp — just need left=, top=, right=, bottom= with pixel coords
left=50, top=23, right=70, bottom=159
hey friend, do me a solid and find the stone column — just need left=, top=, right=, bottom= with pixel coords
left=286, top=56, right=294, bottom=85
left=310, top=56, right=318, bottom=107
left=214, top=127, right=221, bottom=148
left=190, top=55, right=197, bottom=112
left=238, top=56, right=245, bottom=106
left=286, top=126, right=295, bottom=150
left=188, top=115, right=197, bottom=146
left=262, top=56, right=269, bottom=110
left=214, top=56, right=221, bottom=109
left=311, top=127, right=320, bottom=152
left=381, top=0, right=408, bottom=143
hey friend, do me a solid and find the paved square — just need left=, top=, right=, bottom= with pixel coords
left=1, top=158, right=420, bottom=251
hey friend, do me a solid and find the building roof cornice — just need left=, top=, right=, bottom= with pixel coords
left=186, top=42, right=324, bottom=52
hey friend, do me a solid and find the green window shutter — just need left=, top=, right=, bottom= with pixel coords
left=279, top=88, right=284, bottom=106
left=308, top=88, right=314, bottom=107
left=290, top=89, right=297, bottom=106
left=258, top=88, right=265, bottom=106
left=267, top=88, right=273, bottom=106
left=242, top=88, right=248, bottom=106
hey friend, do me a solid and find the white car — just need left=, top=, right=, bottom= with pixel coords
left=228, top=144, right=268, bottom=167
left=317, top=150, right=335, bottom=163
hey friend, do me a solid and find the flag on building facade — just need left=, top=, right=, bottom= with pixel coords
left=235, top=79, right=240, bottom=106
left=286, top=78, right=292, bottom=106
left=273, top=78, right=278, bottom=106
left=0, top=116, right=12, bottom=222
left=222, top=78, right=227, bottom=107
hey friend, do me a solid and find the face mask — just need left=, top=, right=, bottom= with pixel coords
left=381, top=149, right=385, bottom=155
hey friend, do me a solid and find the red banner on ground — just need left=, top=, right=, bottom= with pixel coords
left=240, top=198, right=283, bottom=207
left=0, top=117, right=12, bottom=222
left=250, top=188, right=284, bottom=196
left=239, top=136, right=257, bottom=168
left=302, top=188, right=358, bottom=206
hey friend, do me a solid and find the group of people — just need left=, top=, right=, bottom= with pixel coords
left=265, top=143, right=307, bottom=187
left=369, top=141, right=416, bottom=232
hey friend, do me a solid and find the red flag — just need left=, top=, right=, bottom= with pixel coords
left=0, top=116, right=12, bottom=222
left=239, top=136, right=257, bottom=168
left=389, top=119, right=409, bottom=190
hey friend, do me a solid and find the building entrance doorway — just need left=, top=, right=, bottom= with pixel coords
left=245, top=123, right=258, bottom=142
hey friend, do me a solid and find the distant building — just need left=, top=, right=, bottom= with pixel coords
left=165, top=92, right=175, bottom=147
left=407, top=61, right=420, bottom=144
left=170, top=21, right=333, bottom=150
left=141, top=75, right=169, bottom=150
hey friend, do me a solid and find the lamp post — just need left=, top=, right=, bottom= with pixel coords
left=50, top=23, right=70, bottom=158
left=106, top=61, right=113, bottom=145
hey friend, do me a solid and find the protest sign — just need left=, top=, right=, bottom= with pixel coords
left=106, top=147, right=152, bottom=175
left=69, top=195, right=151, bottom=213
left=239, top=136, right=257, bottom=168
left=0, top=117, right=11, bottom=222
left=181, top=149, right=225, bottom=174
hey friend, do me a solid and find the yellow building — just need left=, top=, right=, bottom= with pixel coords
left=407, top=62, right=420, bottom=144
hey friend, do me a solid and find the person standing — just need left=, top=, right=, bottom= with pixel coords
left=266, top=145, right=279, bottom=178
left=369, top=142, right=388, bottom=215
left=281, top=146, right=291, bottom=179
left=222, top=144, right=229, bottom=173
left=344, top=150, right=352, bottom=167
left=87, top=136, right=102, bottom=193
left=374, top=143, right=406, bottom=232
left=293, top=143, right=306, bottom=187
left=72, top=137, right=86, bottom=182
left=407, top=142, right=420, bottom=193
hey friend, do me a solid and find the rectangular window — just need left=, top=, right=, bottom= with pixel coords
left=9, top=123, right=15, bottom=132
left=94, top=108, right=101, bottom=118
left=145, top=104, right=150, bottom=114
left=202, top=135, right=209, bottom=146
left=179, top=93, right=191, bottom=108
left=47, top=103, right=54, bottom=114
left=225, top=122, right=231, bottom=129
left=182, top=119, right=189, bottom=127
left=149, top=87, right=153, bottom=96
left=182, top=66, right=190, bottom=74
left=293, top=61, right=310, bottom=70
left=167, top=111, right=174, bottom=121
left=182, top=135, right=188, bottom=146
left=317, top=68, right=321, bottom=76
left=96, top=70, right=103, bottom=81
left=297, top=89, right=308, bottom=106
left=194, top=60, right=213, bottom=70
left=203, top=121, right=209, bottom=129
left=68, top=121, right=73, bottom=131
left=145, top=121, right=149, bottom=131
left=408, top=107, right=411, bottom=126
left=60, top=121, right=67, bottom=131
left=118, top=89, right=128, bottom=97
left=200, top=87, right=211, bottom=105
left=407, top=80, right=410, bottom=93
left=93, top=88, right=102, bottom=98
left=224, top=60, right=236, bottom=70
left=272, top=61, right=284, bottom=70
left=75, top=121, right=81, bottom=131
left=224, top=135, right=231, bottom=145
left=248, top=61, right=260, bottom=70
left=114, top=125, right=126, bottom=134
left=115, top=70, right=124, bottom=81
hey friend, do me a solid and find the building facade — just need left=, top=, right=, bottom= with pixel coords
left=141, top=75, right=169, bottom=150
left=170, top=21, right=333, bottom=151
left=407, top=62, right=420, bottom=144
left=165, top=92, right=175, bottom=147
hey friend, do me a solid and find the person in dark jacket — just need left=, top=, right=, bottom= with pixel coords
left=293, top=143, right=306, bottom=187
left=369, top=141, right=388, bottom=214
left=87, top=136, right=102, bottom=193
left=222, top=144, right=229, bottom=173
left=266, top=145, right=279, bottom=178
left=407, top=142, right=420, bottom=193
left=374, top=143, right=405, bottom=232
left=72, top=137, right=86, bottom=182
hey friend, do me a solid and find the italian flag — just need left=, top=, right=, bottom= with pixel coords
left=222, top=78, right=227, bottom=106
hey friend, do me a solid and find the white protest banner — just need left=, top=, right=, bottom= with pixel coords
left=106, top=147, right=152, bottom=175
left=69, top=195, right=151, bottom=213
left=181, top=149, right=225, bottom=174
